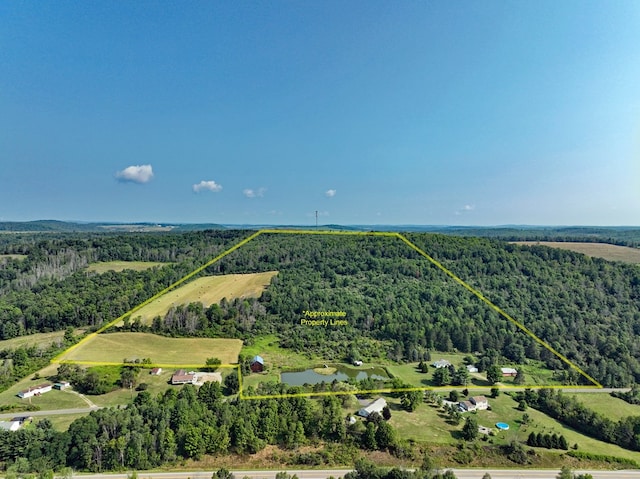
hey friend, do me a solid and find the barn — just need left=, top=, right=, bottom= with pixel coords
left=250, top=355, right=264, bottom=373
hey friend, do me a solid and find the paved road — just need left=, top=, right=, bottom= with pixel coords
left=0, top=406, right=99, bottom=420
left=45, top=468, right=640, bottom=479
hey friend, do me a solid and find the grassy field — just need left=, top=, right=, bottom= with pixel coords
left=58, top=332, right=243, bottom=365
left=85, top=260, right=169, bottom=273
left=513, top=241, right=640, bottom=264
left=385, top=391, right=640, bottom=462
left=0, top=254, right=27, bottom=260
left=38, top=413, right=90, bottom=432
left=566, top=393, right=640, bottom=421
left=128, top=271, right=278, bottom=324
left=0, top=329, right=85, bottom=350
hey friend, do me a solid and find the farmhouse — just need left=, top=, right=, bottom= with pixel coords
left=470, top=395, right=489, bottom=410
left=17, top=383, right=53, bottom=399
left=171, top=369, right=196, bottom=385
left=458, top=400, right=476, bottom=412
left=250, top=355, right=265, bottom=373
left=501, top=367, right=518, bottom=377
left=357, top=397, right=387, bottom=418
left=432, top=359, right=451, bottom=369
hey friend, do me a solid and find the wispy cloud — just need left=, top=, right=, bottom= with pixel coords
left=455, top=204, right=475, bottom=216
left=193, top=180, right=223, bottom=193
left=116, top=164, right=154, bottom=184
left=325, top=189, right=336, bottom=198
left=243, top=187, right=266, bottom=198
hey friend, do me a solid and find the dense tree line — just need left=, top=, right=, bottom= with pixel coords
left=0, top=384, right=401, bottom=474
left=526, top=432, right=568, bottom=450
left=0, top=231, right=250, bottom=339
left=515, top=388, right=640, bottom=452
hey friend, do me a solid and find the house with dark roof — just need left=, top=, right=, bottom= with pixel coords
left=250, top=355, right=264, bottom=373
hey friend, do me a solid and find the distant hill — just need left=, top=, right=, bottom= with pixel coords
left=2, top=221, right=640, bottom=246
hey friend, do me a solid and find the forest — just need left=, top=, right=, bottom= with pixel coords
left=1, top=230, right=640, bottom=389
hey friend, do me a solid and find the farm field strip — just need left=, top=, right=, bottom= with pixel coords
left=58, top=332, right=242, bottom=365
left=85, top=261, right=169, bottom=273
left=129, top=271, right=277, bottom=324
left=512, top=241, right=640, bottom=264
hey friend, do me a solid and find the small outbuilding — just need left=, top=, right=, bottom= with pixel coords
left=150, top=367, right=163, bottom=375
left=250, top=355, right=265, bottom=373
left=357, top=398, right=387, bottom=418
left=501, top=367, right=518, bottom=377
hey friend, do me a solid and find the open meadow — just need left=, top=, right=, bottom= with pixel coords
left=128, top=271, right=278, bottom=324
left=0, top=254, right=27, bottom=260
left=85, top=260, right=169, bottom=273
left=58, top=332, right=242, bottom=365
left=512, top=241, right=640, bottom=264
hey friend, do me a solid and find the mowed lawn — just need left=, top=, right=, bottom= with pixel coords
left=59, top=332, right=242, bottom=365
left=565, top=393, right=640, bottom=421
left=85, top=260, right=169, bottom=273
left=513, top=241, right=640, bottom=264
left=130, top=271, right=278, bottom=324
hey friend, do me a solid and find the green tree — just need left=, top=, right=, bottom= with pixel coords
left=433, top=367, right=450, bottom=386
left=461, top=415, right=478, bottom=441
left=556, top=466, right=573, bottom=479
left=486, top=365, right=501, bottom=385
left=224, top=371, right=239, bottom=395
left=401, top=390, right=422, bottom=412
left=213, top=468, right=234, bottom=479
left=205, top=357, right=221, bottom=372
left=514, top=368, right=526, bottom=385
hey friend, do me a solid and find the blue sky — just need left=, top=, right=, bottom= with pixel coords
left=1, top=1, right=639, bottom=225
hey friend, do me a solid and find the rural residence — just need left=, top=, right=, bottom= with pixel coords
left=432, top=359, right=452, bottom=369
left=171, top=369, right=196, bottom=385
left=18, top=383, right=52, bottom=399
left=357, top=397, right=387, bottom=418
left=150, top=367, right=163, bottom=375
left=466, top=364, right=478, bottom=373
left=250, top=355, right=265, bottom=373
left=470, top=395, right=489, bottom=410
left=501, top=367, right=518, bottom=377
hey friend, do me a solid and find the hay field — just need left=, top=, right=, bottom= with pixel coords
left=86, top=261, right=168, bottom=273
left=0, top=254, right=27, bottom=260
left=513, top=241, right=640, bottom=264
left=131, top=271, right=277, bottom=324
left=0, top=331, right=66, bottom=350
left=59, top=332, right=242, bottom=365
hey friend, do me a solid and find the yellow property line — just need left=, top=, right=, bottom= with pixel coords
left=53, top=227, right=602, bottom=400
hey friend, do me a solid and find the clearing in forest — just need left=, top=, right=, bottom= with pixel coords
left=58, top=332, right=242, bottom=365
left=128, top=271, right=277, bottom=324
left=85, top=261, right=169, bottom=273
left=512, top=241, right=640, bottom=264
left=0, top=254, right=27, bottom=260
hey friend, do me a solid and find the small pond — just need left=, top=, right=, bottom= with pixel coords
left=281, top=365, right=389, bottom=386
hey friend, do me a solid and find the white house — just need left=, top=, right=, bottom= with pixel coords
left=466, top=364, right=478, bottom=373
left=18, top=383, right=52, bottom=399
left=432, top=359, right=451, bottom=369
left=501, top=367, right=518, bottom=377
left=470, top=395, right=489, bottom=410
left=458, top=400, right=476, bottom=412
left=357, top=398, right=387, bottom=418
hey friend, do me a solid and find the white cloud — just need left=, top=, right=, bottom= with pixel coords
left=455, top=204, right=476, bottom=215
left=116, top=164, right=154, bottom=183
left=193, top=180, right=223, bottom=193
left=325, top=189, right=336, bottom=198
left=243, top=187, right=266, bottom=198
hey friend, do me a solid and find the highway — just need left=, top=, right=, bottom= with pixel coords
left=47, top=468, right=640, bottom=479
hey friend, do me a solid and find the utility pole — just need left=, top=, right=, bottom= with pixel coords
left=315, top=210, right=318, bottom=228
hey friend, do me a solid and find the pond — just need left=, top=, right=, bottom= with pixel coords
left=281, top=364, right=389, bottom=386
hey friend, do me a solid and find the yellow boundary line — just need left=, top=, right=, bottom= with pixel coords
left=52, top=228, right=602, bottom=401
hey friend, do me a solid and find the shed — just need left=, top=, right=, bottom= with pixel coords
left=250, top=355, right=265, bottom=373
